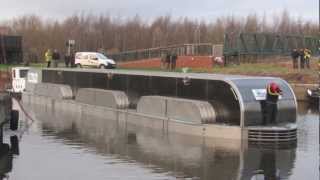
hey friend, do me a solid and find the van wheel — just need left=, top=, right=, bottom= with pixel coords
left=76, top=64, right=82, bottom=68
left=99, top=65, right=106, bottom=69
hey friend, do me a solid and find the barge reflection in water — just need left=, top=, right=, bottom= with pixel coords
left=0, top=100, right=316, bottom=179
left=5, top=100, right=316, bottom=180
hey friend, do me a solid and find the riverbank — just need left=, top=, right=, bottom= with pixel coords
left=1, top=59, right=319, bottom=85
left=197, top=62, right=319, bottom=84
left=119, top=62, right=319, bottom=85
left=117, top=56, right=319, bottom=84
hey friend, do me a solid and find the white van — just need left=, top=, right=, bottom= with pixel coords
left=75, top=52, right=116, bottom=69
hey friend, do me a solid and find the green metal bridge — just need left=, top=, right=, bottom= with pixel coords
left=108, top=33, right=319, bottom=63
left=223, top=33, right=320, bottom=57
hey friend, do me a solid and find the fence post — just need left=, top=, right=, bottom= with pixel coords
left=212, top=45, right=215, bottom=57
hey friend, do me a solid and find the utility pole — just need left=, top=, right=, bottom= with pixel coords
left=0, top=34, right=7, bottom=64
left=194, top=26, right=201, bottom=55
left=318, top=0, right=320, bottom=112
left=318, top=0, right=320, bottom=147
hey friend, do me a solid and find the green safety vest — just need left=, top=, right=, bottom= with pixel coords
left=45, top=51, right=52, bottom=62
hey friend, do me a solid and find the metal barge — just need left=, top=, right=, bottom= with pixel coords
left=22, top=68, right=297, bottom=142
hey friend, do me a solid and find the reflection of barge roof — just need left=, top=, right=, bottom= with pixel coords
left=47, top=68, right=278, bottom=81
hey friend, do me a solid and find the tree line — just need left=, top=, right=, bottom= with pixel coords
left=0, top=11, right=318, bottom=62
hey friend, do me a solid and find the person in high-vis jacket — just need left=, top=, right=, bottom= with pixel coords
left=303, top=48, right=311, bottom=69
left=45, top=49, right=53, bottom=68
left=264, top=82, right=282, bottom=125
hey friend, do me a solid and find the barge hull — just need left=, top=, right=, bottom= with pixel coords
left=22, top=93, right=246, bottom=140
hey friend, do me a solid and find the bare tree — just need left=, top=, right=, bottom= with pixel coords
left=0, top=11, right=317, bottom=63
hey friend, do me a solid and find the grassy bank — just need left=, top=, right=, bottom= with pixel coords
left=198, top=63, right=319, bottom=84
left=0, top=64, right=15, bottom=71
left=120, top=62, right=319, bottom=84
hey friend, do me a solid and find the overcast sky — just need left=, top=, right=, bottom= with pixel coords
left=0, top=0, right=318, bottom=22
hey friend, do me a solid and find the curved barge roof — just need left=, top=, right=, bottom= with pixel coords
left=43, top=68, right=297, bottom=128
left=47, top=68, right=276, bottom=81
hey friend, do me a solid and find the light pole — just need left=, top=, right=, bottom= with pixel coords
left=195, top=26, right=201, bottom=44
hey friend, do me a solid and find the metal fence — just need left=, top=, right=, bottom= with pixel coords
left=107, top=33, right=320, bottom=64
left=0, top=35, right=23, bottom=64
left=109, top=43, right=214, bottom=62
left=224, top=33, right=320, bottom=57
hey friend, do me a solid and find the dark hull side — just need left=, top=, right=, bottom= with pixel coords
left=307, top=88, right=320, bottom=107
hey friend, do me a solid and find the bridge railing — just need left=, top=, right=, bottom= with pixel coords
left=224, top=33, right=320, bottom=57
left=109, top=43, right=214, bottom=62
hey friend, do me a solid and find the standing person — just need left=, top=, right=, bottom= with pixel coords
left=299, top=49, right=305, bottom=69
left=169, top=52, right=174, bottom=71
left=160, top=50, right=167, bottom=70
left=64, top=53, right=70, bottom=67
left=165, top=52, right=171, bottom=70
left=171, top=51, right=178, bottom=70
left=52, top=49, right=60, bottom=67
left=259, top=150, right=278, bottom=180
left=70, top=51, right=75, bottom=68
left=291, top=49, right=299, bottom=69
left=304, top=48, right=311, bottom=69
left=263, top=82, right=282, bottom=125
left=45, top=49, right=52, bottom=68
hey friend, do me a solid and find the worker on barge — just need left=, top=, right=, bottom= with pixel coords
left=264, top=82, right=282, bottom=125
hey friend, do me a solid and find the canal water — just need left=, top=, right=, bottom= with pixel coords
left=1, top=101, right=318, bottom=180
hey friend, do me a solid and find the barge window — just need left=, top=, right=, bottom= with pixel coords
left=108, top=74, right=127, bottom=92
left=207, top=81, right=241, bottom=125
left=42, top=70, right=55, bottom=83
left=20, top=70, right=28, bottom=78
left=91, top=73, right=108, bottom=89
left=127, top=75, right=151, bottom=108
left=74, top=72, right=92, bottom=88
left=150, top=76, right=177, bottom=97
left=61, top=71, right=76, bottom=87
left=177, top=78, right=206, bottom=100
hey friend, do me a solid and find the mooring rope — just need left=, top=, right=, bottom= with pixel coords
left=12, top=97, right=35, bottom=123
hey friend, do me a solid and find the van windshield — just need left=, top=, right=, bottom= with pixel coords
left=96, top=53, right=108, bottom=59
